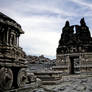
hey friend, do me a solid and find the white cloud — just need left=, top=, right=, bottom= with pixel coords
left=21, top=31, right=60, bottom=57
left=70, top=0, right=92, bottom=9
left=69, top=0, right=92, bottom=17
left=0, top=0, right=92, bottom=59
left=17, top=16, right=63, bottom=58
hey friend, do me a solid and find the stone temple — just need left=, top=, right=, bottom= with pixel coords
left=0, top=12, right=42, bottom=92
left=0, top=12, right=28, bottom=91
left=56, top=18, right=92, bottom=74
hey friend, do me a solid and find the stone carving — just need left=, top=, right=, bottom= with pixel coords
left=0, top=12, right=28, bottom=91
left=57, top=18, right=92, bottom=54
left=0, top=67, right=13, bottom=90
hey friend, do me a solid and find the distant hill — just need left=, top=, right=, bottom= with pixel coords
left=26, top=55, right=56, bottom=64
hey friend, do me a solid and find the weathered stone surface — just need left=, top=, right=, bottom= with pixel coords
left=35, top=75, right=92, bottom=92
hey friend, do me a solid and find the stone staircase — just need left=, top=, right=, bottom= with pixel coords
left=34, top=71, right=62, bottom=85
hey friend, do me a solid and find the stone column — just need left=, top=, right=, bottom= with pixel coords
left=17, top=36, right=19, bottom=47
left=16, top=33, right=20, bottom=47
left=79, top=54, right=85, bottom=73
left=0, top=31, right=1, bottom=45
left=6, top=29, right=9, bottom=45
left=8, top=28, right=11, bottom=46
left=2, top=27, right=5, bottom=45
left=79, top=55, right=82, bottom=73
left=15, top=34, right=17, bottom=46
left=67, top=55, right=71, bottom=74
left=13, top=34, right=16, bottom=46
left=10, top=34, right=12, bottom=46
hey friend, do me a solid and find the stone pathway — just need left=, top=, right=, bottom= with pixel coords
left=32, top=74, right=92, bottom=92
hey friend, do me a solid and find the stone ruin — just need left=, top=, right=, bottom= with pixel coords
left=57, top=18, right=92, bottom=54
left=56, top=18, right=92, bottom=74
left=0, top=12, right=41, bottom=92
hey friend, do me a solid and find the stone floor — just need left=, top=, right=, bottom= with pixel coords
left=5, top=74, right=92, bottom=92
left=31, top=74, right=92, bottom=92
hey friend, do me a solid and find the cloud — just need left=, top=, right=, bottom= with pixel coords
left=70, top=0, right=92, bottom=9
left=18, top=15, right=64, bottom=58
left=0, top=0, right=92, bottom=59
left=20, top=31, right=59, bottom=56
left=69, top=0, right=92, bottom=16
left=0, top=0, right=77, bottom=17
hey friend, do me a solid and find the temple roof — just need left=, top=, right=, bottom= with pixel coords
left=0, top=12, right=24, bottom=34
left=57, top=18, right=92, bottom=54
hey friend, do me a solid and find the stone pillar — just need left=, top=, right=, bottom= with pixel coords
left=79, top=55, right=82, bottom=73
left=16, top=33, right=20, bottom=47
left=0, top=31, right=1, bottom=45
left=15, top=34, right=17, bottom=46
left=6, top=30, right=9, bottom=45
left=13, top=34, right=16, bottom=46
left=80, top=54, right=86, bottom=73
left=67, top=55, right=71, bottom=74
left=17, top=37, right=19, bottom=47
left=2, top=27, right=6, bottom=45
left=10, top=34, right=13, bottom=46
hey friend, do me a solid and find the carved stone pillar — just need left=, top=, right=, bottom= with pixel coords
left=1, top=27, right=5, bottom=44
left=80, top=54, right=86, bottom=73
left=9, top=30, right=14, bottom=46
left=14, top=34, right=17, bottom=46
left=0, top=25, right=2, bottom=44
left=16, top=33, right=20, bottom=47
left=0, top=32, right=1, bottom=45
left=6, top=29, right=9, bottom=45
left=67, top=55, right=71, bottom=74
left=13, top=33, right=17, bottom=46
left=10, top=34, right=13, bottom=46
left=17, top=36, right=19, bottom=47
left=79, top=55, right=82, bottom=73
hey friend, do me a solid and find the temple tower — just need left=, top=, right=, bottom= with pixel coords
left=56, top=18, right=92, bottom=75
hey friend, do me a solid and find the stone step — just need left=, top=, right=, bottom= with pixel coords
left=38, top=77, right=61, bottom=81
left=62, top=74, right=92, bottom=82
left=42, top=79, right=62, bottom=85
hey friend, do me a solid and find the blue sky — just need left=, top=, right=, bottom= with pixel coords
left=0, top=0, right=92, bottom=59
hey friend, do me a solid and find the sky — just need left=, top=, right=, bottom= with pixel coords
left=0, top=0, right=92, bottom=59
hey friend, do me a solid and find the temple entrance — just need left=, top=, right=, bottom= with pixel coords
left=69, top=56, right=80, bottom=74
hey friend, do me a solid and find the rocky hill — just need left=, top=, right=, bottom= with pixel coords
left=26, top=55, right=56, bottom=64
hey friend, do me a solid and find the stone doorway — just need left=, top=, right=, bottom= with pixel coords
left=69, top=56, right=80, bottom=74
